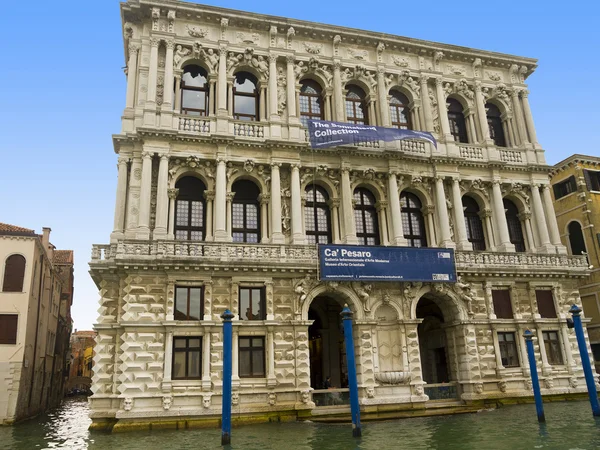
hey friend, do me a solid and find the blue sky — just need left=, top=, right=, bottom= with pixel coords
left=1, top=0, right=598, bottom=330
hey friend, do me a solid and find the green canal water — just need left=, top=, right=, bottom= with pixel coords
left=1, top=397, right=599, bottom=449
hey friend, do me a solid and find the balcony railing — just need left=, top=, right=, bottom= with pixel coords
left=91, top=241, right=588, bottom=273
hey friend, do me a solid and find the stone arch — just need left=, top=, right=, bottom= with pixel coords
left=300, top=175, right=339, bottom=200
left=447, top=93, right=470, bottom=111
left=410, top=286, right=468, bottom=322
left=399, top=185, right=434, bottom=209
left=170, top=168, right=214, bottom=191
left=299, top=74, right=328, bottom=92
left=503, top=192, right=528, bottom=213
left=485, top=97, right=509, bottom=115
left=461, top=190, right=490, bottom=212
left=227, top=170, right=268, bottom=194
left=302, top=284, right=365, bottom=321
left=371, top=300, right=402, bottom=321
left=351, top=180, right=386, bottom=203
left=232, top=66, right=267, bottom=84
left=343, top=78, right=375, bottom=97
left=178, top=58, right=212, bottom=76
left=566, top=220, right=587, bottom=256
left=388, top=85, right=416, bottom=104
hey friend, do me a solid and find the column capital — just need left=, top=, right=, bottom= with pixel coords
left=474, top=80, right=482, bottom=90
left=290, top=163, right=301, bottom=170
left=375, top=200, right=388, bottom=211
left=219, top=45, right=228, bottom=56
left=117, top=156, right=130, bottom=165
left=328, top=198, right=341, bottom=208
left=434, top=174, right=446, bottom=182
left=141, top=151, right=154, bottom=159
left=167, top=188, right=179, bottom=199
left=159, top=153, right=169, bottom=161
left=451, top=175, right=461, bottom=183
left=333, top=61, right=342, bottom=71
left=270, top=162, right=282, bottom=169
left=510, top=89, right=519, bottom=99
left=226, top=192, right=235, bottom=202
left=259, top=193, right=271, bottom=204
left=434, top=77, right=443, bottom=87
left=286, top=54, right=295, bottom=64
left=517, top=210, right=531, bottom=220
left=479, top=208, right=492, bottom=218
left=268, top=54, right=278, bottom=63
left=150, top=37, right=161, bottom=47
left=165, top=39, right=175, bottom=50
left=204, top=190, right=215, bottom=201
left=128, top=43, right=141, bottom=55
left=520, top=89, right=530, bottom=98
left=216, top=157, right=227, bottom=164
left=421, top=204, right=435, bottom=216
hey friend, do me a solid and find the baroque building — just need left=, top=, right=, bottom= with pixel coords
left=89, top=0, right=596, bottom=430
left=551, top=154, right=600, bottom=372
left=0, top=224, right=74, bottom=424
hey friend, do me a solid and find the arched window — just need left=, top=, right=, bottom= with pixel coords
left=304, top=185, right=331, bottom=244
left=568, top=221, right=587, bottom=255
left=299, top=80, right=324, bottom=127
left=181, top=65, right=209, bottom=116
left=400, top=192, right=427, bottom=247
left=232, top=180, right=260, bottom=243
left=345, top=85, right=368, bottom=125
left=2, top=255, right=26, bottom=292
left=504, top=199, right=525, bottom=252
left=233, top=72, right=259, bottom=121
left=447, top=98, right=468, bottom=143
left=463, top=196, right=486, bottom=251
left=486, top=103, right=506, bottom=147
left=175, top=177, right=206, bottom=241
left=389, top=91, right=412, bottom=129
left=354, top=188, right=379, bottom=245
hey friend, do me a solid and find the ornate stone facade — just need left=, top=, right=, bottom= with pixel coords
left=90, top=0, right=594, bottom=430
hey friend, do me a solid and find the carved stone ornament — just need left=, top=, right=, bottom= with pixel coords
left=244, top=159, right=255, bottom=172
left=123, top=397, right=134, bottom=411
left=446, top=64, right=466, bottom=76
left=277, top=67, right=287, bottom=115
left=186, top=24, right=209, bottom=38
left=162, top=395, right=172, bottom=410
left=333, top=35, right=341, bottom=56
left=348, top=48, right=368, bottom=61
left=227, top=48, right=268, bottom=78
left=231, top=391, right=239, bottom=406
left=304, top=58, right=333, bottom=85
left=294, top=275, right=318, bottom=311
left=497, top=380, right=507, bottom=393
left=392, top=55, right=410, bottom=67
left=352, top=282, right=372, bottom=312
left=304, top=42, right=323, bottom=54
left=456, top=78, right=474, bottom=100
left=202, top=394, right=212, bottom=408
left=374, top=371, right=411, bottom=385
left=486, top=71, right=502, bottom=82
left=236, top=31, right=260, bottom=45
left=173, top=45, right=192, bottom=66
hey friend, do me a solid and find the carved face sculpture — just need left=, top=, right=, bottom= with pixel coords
left=123, top=397, right=133, bottom=411
left=366, top=387, right=375, bottom=398
left=414, top=385, right=424, bottom=396
left=232, top=392, right=239, bottom=406
left=568, top=377, right=578, bottom=389
left=497, top=381, right=507, bottom=393
left=301, top=390, right=310, bottom=403
left=203, top=396, right=211, bottom=408
left=268, top=393, right=276, bottom=406
left=474, top=383, right=484, bottom=394
left=162, top=396, right=172, bottom=410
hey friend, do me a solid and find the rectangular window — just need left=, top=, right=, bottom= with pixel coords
left=542, top=331, right=563, bottom=365
left=172, top=337, right=202, bottom=380
left=239, top=336, right=265, bottom=378
left=583, top=170, right=600, bottom=192
left=175, top=286, right=203, bottom=320
left=552, top=176, right=577, bottom=200
left=239, top=287, right=265, bottom=320
left=492, top=290, right=513, bottom=319
left=498, top=332, right=519, bottom=367
left=0, top=314, right=18, bottom=344
left=535, top=290, right=557, bottom=318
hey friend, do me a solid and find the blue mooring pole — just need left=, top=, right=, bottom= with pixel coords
left=221, top=309, right=235, bottom=445
left=341, top=304, right=362, bottom=438
left=523, top=329, right=545, bottom=422
left=569, top=305, right=600, bottom=417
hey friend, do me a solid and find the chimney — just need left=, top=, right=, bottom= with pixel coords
left=41, top=227, right=53, bottom=261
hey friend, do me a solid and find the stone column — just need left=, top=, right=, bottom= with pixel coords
left=536, top=327, right=551, bottom=375
left=111, top=156, right=130, bottom=242
left=204, top=190, right=214, bottom=241
left=434, top=176, right=454, bottom=248
left=559, top=326, right=576, bottom=374
left=227, top=80, right=234, bottom=116
left=341, top=168, right=358, bottom=244
left=491, top=181, right=515, bottom=252
left=530, top=184, right=553, bottom=253
left=267, top=327, right=276, bottom=387
left=420, top=77, right=434, bottom=132
left=541, top=184, right=566, bottom=253
left=259, top=86, right=267, bottom=122
left=259, top=194, right=270, bottom=244
left=511, top=90, right=529, bottom=146
left=474, top=81, right=492, bottom=143
left=324, top=91, right=333, bottom=121
left=217, top=46, right=228, bottom=115
left=368, top=99, right=377, bottom=126
left=329, top=199, right=341, bottom=243
left=434, top=78, right=452, bottom=139
left=144, top=37, right=160, bottom=126
left=208, top=78, right=216, bottom=116
left=174, top=72, right=182, bottom=112
left=465, top=111, right=477, bottom=143
left=484, top=282, right=496, bottom=319
left=480, top=208, right=496, bottom=250
left=376, top=201, right=389, bottom=245
left=202, top=331, right=211, bottom=388
left=333, top=62, right=344, bottom=122
left=226, top=192, right=234, bottom=239
left=154, top=154, right=170, bottom=238
left=214, top=158, right=228, bottom=241
left=376, top=69, right=390, bottom=127
left=422, top=205, right=436, bottom=246
left=162, top=40, right=175, bottom=110
left=290, top=164, right=305, bottom=244
left=167, top=188, right=178, bottom=239
left=125, top=44, right=140, bottom=109
left=268, top=55, right=279, bottom=121
left=450, top=177, right=471, bottom=250
left=232, top=328, right=239, bottom=382
left=520, top=90, right=539, bottom=147
left=286, top=56, right=298, bottom=121
left=163, top=331, right=173, bottom=388
left=136, top=151, right=153, bottom=239
left=270, top=163, right=284, bottom=243
left=518, top=210, right=535, bottom=252
left=387, top=172, right=407, bottom=245
left=125, top=156, right=142, bottom=238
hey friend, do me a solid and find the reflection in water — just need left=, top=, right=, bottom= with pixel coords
left=0, top=398, right=599, bottom=449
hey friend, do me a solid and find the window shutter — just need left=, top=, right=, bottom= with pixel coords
left=2, top=255, right=26, bottom=292
left=0, top=315, right=18, bottom=344
left=492, top=290, right=513, bottom=319
left=536, top=290, right=557, bottom=318
left=583, top=170, right=593, bottom=190
left=552, top=183, right=561, bottom=199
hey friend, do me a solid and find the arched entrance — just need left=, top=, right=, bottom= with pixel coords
left=308, top=296, right=347, bottom=390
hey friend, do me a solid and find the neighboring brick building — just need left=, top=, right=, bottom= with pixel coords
left=68, top=330, right=96, bottom=392
left=551, top=155, right=600, bottom=371
left=0, top=224, right=74, bottom=424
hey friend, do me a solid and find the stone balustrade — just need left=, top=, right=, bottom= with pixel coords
left=91, top=241, right=588, bottom=273
left=177, top=116, right=211, bottom=133
left=232, top=121, right=266, bottom=138
left=499, top=149, right=524, bottom=163
left=459, top=144, right=484, bottom=160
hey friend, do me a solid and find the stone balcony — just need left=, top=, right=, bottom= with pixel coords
left=90, top=241, right=588, bottom=276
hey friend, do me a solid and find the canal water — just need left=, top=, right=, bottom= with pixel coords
left=1, top=397, right=599, bottom=449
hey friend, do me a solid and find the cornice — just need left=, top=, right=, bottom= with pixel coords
left=551, top=154, right=600, bottom=175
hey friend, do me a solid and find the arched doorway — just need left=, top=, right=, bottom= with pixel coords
left=308, top=296, right=347, bottom=390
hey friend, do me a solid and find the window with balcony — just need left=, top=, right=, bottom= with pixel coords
left=400, top=192, right=427, bottom=247
left=239, top=336, right=265, bottom=378
left=239, top=287, right=265, bottom=320
left=233, top=72, right=259, bottom=121
left=354, top=188, right=379, bottom=245
left=172, top=337, right=202, bottom=380
left=567, top=221, right=587, bottom=255
left=462, top=196, right=486, bottom=251
left=583, top=169, right=600, bottom=192
left=389, top=91, right=412, bottom=129
left=299, top=80, right=324, bottom=127
left=552, top=176, right=577, bottom=200
left=175, top=177, right=206, bottom=241
left=497, top=332, right=519, bottom=367
left=504, top=199, right=525, bottom=252
left=2, top=254, right=26, bottom=292
left=542, top=331, right=563, bottom=365
left=492, top=290, right=513, bottom=319
left=181, top=65, right=209, bottom=116
left=175, top=286, right=203, bottom=320
left=232, top=180, right=260, bottom=243
left=345, top=85, right=368, bottom=125
left=447, top=98, right=468, bottom=143
left=305, top=185, right=331, bottom=244
left=486, top=102, right=506, bottom=147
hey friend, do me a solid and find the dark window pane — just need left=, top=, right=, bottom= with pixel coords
left=2, top=255, right=26, bottom=292
left=173, top=352, right=186, bottom=378
left=536, top=290, right=557, bottom=318
left=493, top=290, right=513, bottom=319
left=188, top=351, right=201, bottom=378
left=189, top=288, right=202, bottom=320
left=0, top=315, right=18, bottom=344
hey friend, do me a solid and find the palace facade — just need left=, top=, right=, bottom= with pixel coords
left=89, top=0, right=596, bottom=430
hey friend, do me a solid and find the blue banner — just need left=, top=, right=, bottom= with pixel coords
left=318, top=245, right=456, bottom=283
left=307, top=120, right=437, bottom=149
